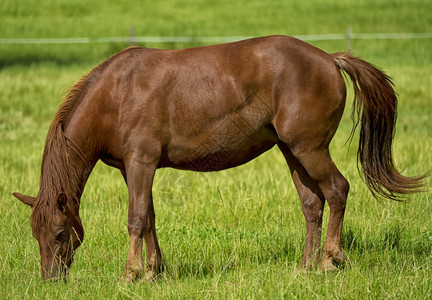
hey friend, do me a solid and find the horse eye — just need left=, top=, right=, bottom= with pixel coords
left=55, top=230, right=65, bottom=241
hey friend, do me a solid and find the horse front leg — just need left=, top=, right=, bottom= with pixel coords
left=122, top=157, right=161, bottom=282
left=143, top=199, right=162, bottom=281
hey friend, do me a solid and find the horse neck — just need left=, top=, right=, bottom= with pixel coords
left=38, top=123, right=96, bottom=213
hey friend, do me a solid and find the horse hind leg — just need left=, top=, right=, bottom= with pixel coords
left=293, top=148, right=349, bottom=270
left=279, top=139, right=349, bottom=270
left=278, top=142, right=325, bottom=269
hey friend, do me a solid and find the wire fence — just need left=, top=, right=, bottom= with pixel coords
left=1, top=32, right=431, bottom=45
left=1, top=30, right=431, bottom=53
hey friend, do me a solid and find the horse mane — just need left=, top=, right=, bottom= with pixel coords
left=30, top=49, right=130, bottom=230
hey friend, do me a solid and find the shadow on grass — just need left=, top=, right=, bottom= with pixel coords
left=0, top=41, right=209, bottom=70
left=0, top=43, right=123, bottom=70
left=158, top=221, right=431, bottom=280
left=342, top=224, right=431, bottom=257
left=0, top=53, right=91, bottom=69
left=163, top=240, right=299, bottom=280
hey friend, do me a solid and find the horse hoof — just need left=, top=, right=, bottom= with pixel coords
left=319, top=255, right=345, bottom=272
left=144, top=271, right=157, bottom=281
left=122, top=269, right=144, bottom=283
left=319, top=261, right=338, bottom=272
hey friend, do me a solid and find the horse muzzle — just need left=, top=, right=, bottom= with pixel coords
left=41, top=264, right=68, bottom=283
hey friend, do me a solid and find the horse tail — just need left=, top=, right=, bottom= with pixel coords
left=331, top=52, right=427, bottom=201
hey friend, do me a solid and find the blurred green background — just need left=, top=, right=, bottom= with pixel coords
left=1, top=0, right=431, bottom=298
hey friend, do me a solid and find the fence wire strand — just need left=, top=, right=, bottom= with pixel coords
left=0, top=32, right=431, bottom=45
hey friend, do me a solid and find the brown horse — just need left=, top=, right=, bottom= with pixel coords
left=13, top=35, right=425, bottom=281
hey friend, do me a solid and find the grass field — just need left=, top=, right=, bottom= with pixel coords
left=1, top=0, right=431, bottom=299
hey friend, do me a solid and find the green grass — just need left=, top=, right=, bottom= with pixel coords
left=1, top=0, right=431, bottom=298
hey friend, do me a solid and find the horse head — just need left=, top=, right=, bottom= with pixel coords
left=13, top=192, right=84, bottom=281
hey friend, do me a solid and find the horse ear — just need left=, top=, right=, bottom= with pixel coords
left=13, top=192, right=36, bottom=207
left=56, top=193, right=68, bottom=213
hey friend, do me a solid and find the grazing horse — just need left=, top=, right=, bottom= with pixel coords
left=13, top=35, right=425, bottom=281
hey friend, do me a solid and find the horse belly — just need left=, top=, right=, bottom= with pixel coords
left=163, top=119, right=278, bottom=172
